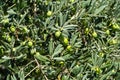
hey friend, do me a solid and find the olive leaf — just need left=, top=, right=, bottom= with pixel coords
left=52, top=44, right=64, bottom=58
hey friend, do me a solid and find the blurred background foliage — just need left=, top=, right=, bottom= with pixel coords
left=0, top=0, right=120, bottom=80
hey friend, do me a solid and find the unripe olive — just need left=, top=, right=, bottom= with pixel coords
left=21, top=41, right=26, bottom=46
left=28, top=41, right=33, bottom=47
left=12, top=48, right=16, bottom=52
left=85, top=28, right=89, bottom=34
left=112, top=69, right=116, bottom=73
left=20, top=14, right=23, bottom=18
left=105, top=30, right=110, bottom=35
left=59, top=61, right=64, bottom=65
left=95, top=67, right=102, bottom=74
left=55, top=31, right=61, bottom=38
left=70, top=0, right=75, bottom=3
left=35, top=68, right=40, bottom=74
left=35, top=52, right=40, bottom=56
left=109, top=39, right=117, bottom=45
left=2, top=18, right=9, bottom=24
left=7, top=37, right=11, bottom=42
left=99, top=52, right=104, bottom=57
left=10, top=25, right=16, bottom=32
left=111, top=23, right=119, bottom=30
left=66, top=45, right=72, bottom=51
left=63, top=37, right=69, bottom=45
left=91, top=66, right=102, bottom=74
left=59, top=61, right=64, bottom=66
left=47, top=11, right=52, bottom=17
left=23, top=27, right=29, bottom=33
left=92, top=31, right=97, bottom=38
left=30, top=48, right=36, bottom=55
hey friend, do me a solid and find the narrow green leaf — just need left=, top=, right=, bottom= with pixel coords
left=7, top=9, right=16, bottom=15
left=18, top=70, right=25, bottom=80
left=53, top=57, right=65, bottom=61
left=49, top=38, right=54, bottom=55
left=15, top=54, right=24, bottom=60
left=59, top=12, right=63, bottom=26
left=70, top=33, right=78, bottom=45
left=0, top=40, right=11, bottom=50
left=82, top=72, right=88, bottom=80
left=0, top=59, right=7, bottom=64
left=63, top=54, right=71, bottom=60
left=6, top=75, right=10, bottom=80
left=2, top=56, right=11, bottom=60
left=94, top=5, right=107, bottom=15
left=100, top=71, right=113, bottom=80
left=34, top=54, right=49, bottom=62
left=11, top=74, right=17, bottom=80
left=19, top=11, right=28, bottom=24
left=52, top=44, right=64, bottom=57
left=63, top=24, right=77, bottom=30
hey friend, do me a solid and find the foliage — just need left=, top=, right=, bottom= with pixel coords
left=0, top=0, right=120, bottom=80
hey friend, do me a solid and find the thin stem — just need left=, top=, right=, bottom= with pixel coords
left=35, top=58, right=49, bottom=80
left=25, top=66, right=38, bottom=78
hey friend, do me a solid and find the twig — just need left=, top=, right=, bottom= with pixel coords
left=35, top=58, right=49, bottom=80
left=25, top=66, right=38, bottom=78
left=63, top=9, right=81, bottom=27
left=21, top=60, right=35, bottom=71
left=110, top=54, right=120, bottom=57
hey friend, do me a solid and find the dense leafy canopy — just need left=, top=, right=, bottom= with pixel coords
left=0, top=0, right=120, bottom=80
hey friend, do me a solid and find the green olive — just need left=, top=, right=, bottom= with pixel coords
left=109, top=39, right=117, bottom=45
left=63, top=37, right=69, bottom=45
left=70, top=0, right=75, bottom=3
left=59, top=61, right=64, bottom=66
left=66, top=45, right=72, bottom=51
left=28, top=41, right=33, bottom=47
left=112, top=23, right=119, bottom=30
left=112, top=69, right=116, bottom=73
left=95, top=67, right=102, bottom=74
left=105, top=30, right=110, bottom=35
left=10, top=25, right=16, bottom=32
left=35, top=52, right=40, bottom=56
left=99, top=52, right=104, bottom=57
left=47, top=11, right=52, bottom=17
left=21, top=41, right=26, bottom=46
left=85, top=28, right=90, bottom=34
left=92, top=31, right=97, bottom=38
left=35, top=68, right=40, bottom=74
left=91, top=66, right=102, bottom=74
left=55, top=31, right=61, bottom=38
left=7, top=37, right=11, bottom=42
left=12, top=48, right=16, bottom=52
left=30, top=48, right=36, bottom=55
left=2, top=18, right=9, bottom=24
left=23, top=27, right=29, bottom=33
